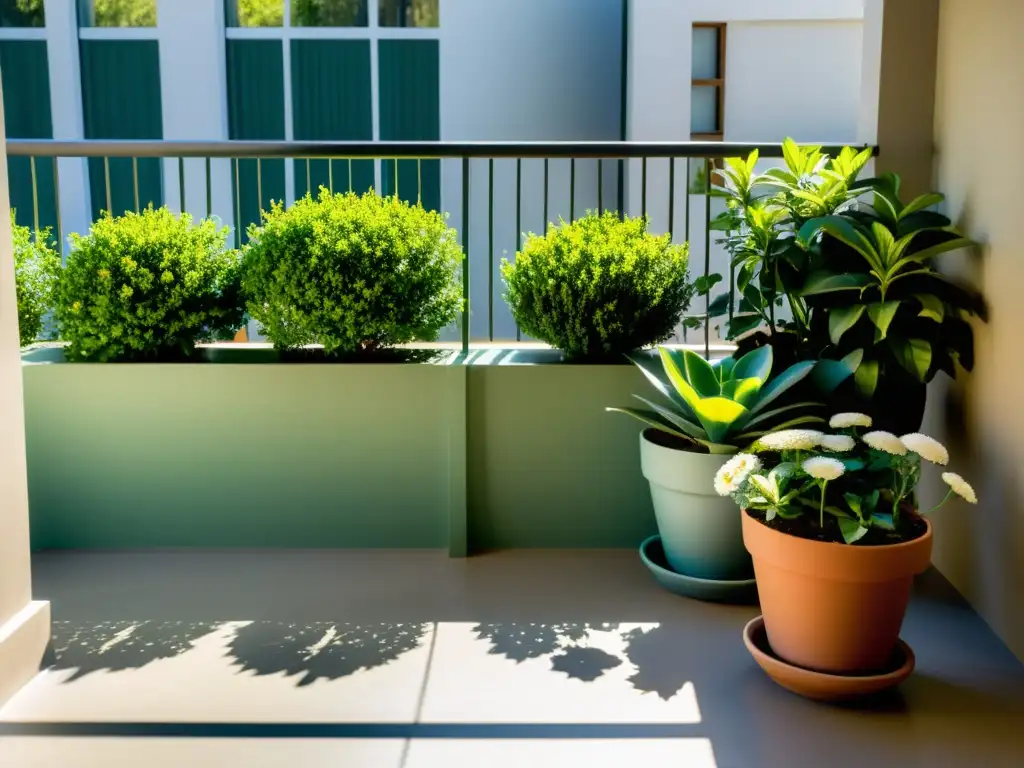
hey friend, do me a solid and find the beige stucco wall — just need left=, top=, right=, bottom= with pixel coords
left=928, top=0, right=1024, bottom=660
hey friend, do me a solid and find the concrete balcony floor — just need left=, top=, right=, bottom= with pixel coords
left=1, top=550, right=1023, bottom=767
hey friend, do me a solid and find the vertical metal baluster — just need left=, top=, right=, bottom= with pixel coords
left=684, top=158, right=691, bottom=343
left=515, top=158, right=522, bottom=342
left=104, top=157, right=113, bottom=215
left=488, top=158, right=494, bottom=342
left=347, top=158, right=353, bottom=192
left=306, top=158, right=311, bottom=196
left=393, top=158, right=399, bottom=199
left=461, top=157, right=470, bottom=354
left=206, top=157, right=213, bottom=218
left=52, top=159, right=63, bottom=254
left=543, top=158, right=549, bottom=229
left=641, top=157, right=647, bottom=219
left=597, top=158, right=604, bottom=215
left=417, top=158, right=422, bottom=205
left=329, top=159, right=334, bottom=193
left=704, top=158, right=712, bottom=360
left=617, top=157, right=624, bottom=220
left=29, top=156, right=40, bottom=234
left=178, top=157, right=185, bottom=214
left=233, top=158, right=241, bottom=248
left=569, top=158, right=576, bottom=222
left=256, top=157, right=263, bottom=214
left=132, top=157, right=140, bottom=213
left=668, top=157, right=676, bottom=239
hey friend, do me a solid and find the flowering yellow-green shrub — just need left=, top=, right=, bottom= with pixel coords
left=241, top=189, right=463, bottom=353
left=11, top=213, right=61, bottom=347
left=501, top=212, right=692, bottom=360
left=55, top=207, right=244, bottom=362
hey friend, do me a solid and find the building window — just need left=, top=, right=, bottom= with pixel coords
left=227, top=0, right=284, bottom=27
left=691, top=22, right=725, bottom=139
left=379, top=0, right=438, bottom=28
left=0, top=0, right=45, bottom=28
left=226, top=1, right=371, bottom=28
left=78, top=0, right=157, bottom=27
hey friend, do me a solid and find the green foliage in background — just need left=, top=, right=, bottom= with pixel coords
left=241, top=189, right=463, bottom=354
left=0, top=0, right=44, bottom=27
left=502, top=212, right=692, bottom=361
left=11, top=213, right=61, bottom=347
left=56, top=207, right=244, bottom=362
left=90, top=0, right=156, bottom=26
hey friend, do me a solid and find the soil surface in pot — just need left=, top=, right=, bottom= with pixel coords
left=745, top=509, right=928, bottom=546
left=644, top=427, right=710, bottom=454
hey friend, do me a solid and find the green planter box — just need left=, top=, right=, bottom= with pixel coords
left=22, top=347, right=658, bottom=552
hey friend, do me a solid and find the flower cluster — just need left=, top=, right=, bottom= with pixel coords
left=714, top=414, right=976, bottom=544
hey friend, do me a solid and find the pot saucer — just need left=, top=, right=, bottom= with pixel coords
left=743, top=615, right=915, bottom=701
left=639, top=535, right=757, bottom=603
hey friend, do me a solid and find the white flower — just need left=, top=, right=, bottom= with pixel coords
left=862, top=430, right=907, bottom=456
left=819, top=434, right=855, bottom=453
left=714, top=453, right=761, bottom=496
left=802, top=456, right=846, bottom=481
left=754, top=429, right=824, bottom=452
left=829, top=412, right=873, bottom=429
left=942, top=472, right=977, bottom=504
left=900, top=433, right=949, bottom=465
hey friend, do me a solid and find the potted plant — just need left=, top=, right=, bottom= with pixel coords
left=607, top=345, right=854, bottom=583
left=501, top=212, right=692, bottom=362
left=11, top=212, right=61, bottom=347
left=715, top=416, right=976, bottom=690
left=702, top=140, right=985, bottom=433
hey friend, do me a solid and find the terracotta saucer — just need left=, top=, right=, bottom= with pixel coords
left=743, top=615, right=915, bottom=701
left=639, top=535, right=757, bottom=604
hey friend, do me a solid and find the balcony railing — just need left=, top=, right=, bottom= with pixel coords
left=5, top=140, right=875, bottom=356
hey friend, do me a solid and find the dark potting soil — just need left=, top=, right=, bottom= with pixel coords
left=746, top=509, right=929, bottom=546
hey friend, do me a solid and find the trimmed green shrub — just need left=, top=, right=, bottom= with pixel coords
left=502, top=212, right=692, bottom=360
left=11, top=213, right=61, bottom=347
left=241, top=189, right=463, bottom=353
left=55, top=207, right=244, bottom=362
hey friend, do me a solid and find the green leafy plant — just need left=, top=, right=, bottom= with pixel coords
left=11, top=213, right=61, bottom=347
left=55, top=207, right=244, bottom=362
left=606, top=345, right=854, bottom=454
left=698, top=139, right=984, bottom=431
left=502, top=212, right=692, bottom=361
left=242, top=189, right=463, bottom=354
left=714, top=413, right=976, bottom=544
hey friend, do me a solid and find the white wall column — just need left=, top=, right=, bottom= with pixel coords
left=43, top=0, right=91, bottom=253
left=157, top=0, right=234, bottom=231
left=0, top=73, right=51, bottom=709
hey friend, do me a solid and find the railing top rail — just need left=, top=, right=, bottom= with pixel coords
left=5, top=139, right=878, bottom=160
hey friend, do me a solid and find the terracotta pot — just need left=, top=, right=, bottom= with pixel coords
left=742, top=511, right=933, bottom=674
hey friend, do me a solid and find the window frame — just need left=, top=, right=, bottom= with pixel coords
left=690, top=21, right=726, bottom=141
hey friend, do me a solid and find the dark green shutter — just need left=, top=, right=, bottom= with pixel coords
left=80, top=40, right=163, bottom=222
left=290, top=39, right=373, bottom=199
left=226, top=39, right=285, bottom=241
left=378, top=40, right=439, bottom=211
left=1, top=41, right=57, bottom=235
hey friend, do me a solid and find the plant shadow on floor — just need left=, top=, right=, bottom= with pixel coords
left=471, top=622, right=694, bottom=700
left=46, top=621, right=221, bottom=681
left=226, top=622, right=431, bottom=686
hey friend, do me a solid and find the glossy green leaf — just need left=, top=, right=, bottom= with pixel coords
left=727, top=313, right=763, bottom=338
left=801, top=271, right=872, bottom=296
left=694, top=273, right=724, bottom=295
left=692, top=397, right=749, bottom=444
left=721, top=377, right=763, bottom=408
left=632, top=396, right=706, bottom=440
left=604, top=407, right=692, bottom=444
left=744, top=360, right=817, bottom=417
left=828, top=305, right=865, bottom=345
left=844, top=493, right=863, bottom=517
left=734, top=415, right=827, bottom=442
left=797, top=217, right=880, bottom=271
left=887, top=237, right=975, bottom=276
left=628, top=353, right=694, bottom=417
left=659, top=347, right=702, bottom=410
left=915, top=293, right=945, bottom=322
left=714, top=356, right=736, bottom=382
left=838, top=518, right=870, bottom=544
left=841, top=458, right=866, bottom=472
left=732, top=344, right=773, bottom=384
left=899, top=192, right=944, bottom=219
left=706, top=292, right=731, bottom=318
left=682, top=349, right=722, bottom=397
left=739, top=402, right=822, bottom=430
left=854, top=358, right=879, bottom=398
left=890, top=337, right=932, bottom=382
left=811, top=348, right=862, bottom=394
left=871, top=512, right=895, bottom=530
left=782, top=138, right=803, bottom=175
left=870, top=221, right=896, bottom=264
left=868, top=300, right=902, bottom=342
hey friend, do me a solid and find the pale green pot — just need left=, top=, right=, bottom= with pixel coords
left=639, top=429, right=753, bottom=581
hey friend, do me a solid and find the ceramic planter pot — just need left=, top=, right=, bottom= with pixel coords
left=742, top=510, right=933, bottom=674
left=639, top=429, right=752, bottom=581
